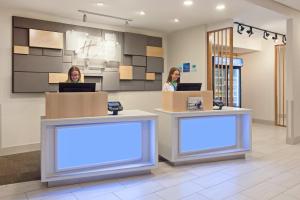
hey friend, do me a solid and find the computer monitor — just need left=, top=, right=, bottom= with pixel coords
left=59, top=83, right=96, bottom=92
left=176, top=83, right=202, bottom=91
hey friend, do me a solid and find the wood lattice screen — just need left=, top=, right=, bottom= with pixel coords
left=207, top=27, right=234, bottom=106
left=275, top=44, right=286, bottom=127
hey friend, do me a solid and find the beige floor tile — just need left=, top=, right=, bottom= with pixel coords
left=272, top=193, right=299, bottom=200
left=192, top=171, right=234, bottom=188
left=224, top=193, right=252, bottom=200
left=155, top=182, right=204, bottom=200
left=114, top=182, right=164, bottom=200
left=285, top=184, right=300, bottom=198
left=198, top=182, right=246, bottom=200
left=241, top=182, right=287, bottom=200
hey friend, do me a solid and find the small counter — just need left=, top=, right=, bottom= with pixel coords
left=155, top=107, right=252, bottom=165
left=41, top=110, right=158, bottom=186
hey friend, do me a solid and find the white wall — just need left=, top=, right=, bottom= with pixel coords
left=0, top=8, right=166, bottom=154
left=241, top=39, right=278, bottom=122
left=166, top=25, right=207, bottom=89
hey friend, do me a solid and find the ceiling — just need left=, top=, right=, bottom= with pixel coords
left=0, top=0, right=288, bottom=33
left=273, top=0, right=300, bottom=12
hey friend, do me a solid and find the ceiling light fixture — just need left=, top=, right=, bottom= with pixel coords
left=183, top=0, right=194, bottom=6
left=78, top=10, right=133, bottom=23
left=96, top=2, right=104, bottom=6
left=216, top=4, right=225, bottom=10
left=263, top=31, right=270, bottom=40
left=83, top=14, right=87, bottom=22
left=282, top=35, right=287, bottom=44
left=174, top=18, right=179, bottom=23
left=237, top=24, right=245, bottom=34
left=246, top=27, right=254, bottom=37
left=272, top=33, right=278, bottom=42
left=139, top=11, right=145, bottom=16
left=234, top=22, right=286, bottom=44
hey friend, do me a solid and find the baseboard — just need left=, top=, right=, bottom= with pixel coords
left=252, top=118, right=275, bottom=126
left=0, top=143, right=40, bottom=156
left=286, top=136, right=300, bottom=145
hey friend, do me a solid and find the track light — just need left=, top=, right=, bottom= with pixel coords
left=246, top=27, right=253, bottom=37
left=78, top=10, right=132, bottom=24
left=272, top=33, right=278, bottom=42
left=83, top=14, right=87, bottom=22
left=282, top=35, right=287, bottom=44
left=234, top=22, right=286, bottom=44
left=263, top=31, right=270, bottom=40
left=237, top=24, right=245, bottom=34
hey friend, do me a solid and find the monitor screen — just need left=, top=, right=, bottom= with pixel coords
left=59, top=83, right=96, bottom=92
left=176, top=83, right=202, bottom=91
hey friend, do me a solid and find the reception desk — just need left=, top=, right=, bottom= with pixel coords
left=155, top=107, right=252, bottom=165
left=41, top=92, right=157, bottom=186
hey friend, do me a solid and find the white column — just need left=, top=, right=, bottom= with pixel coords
left=286, top=15, right=300, bottom=144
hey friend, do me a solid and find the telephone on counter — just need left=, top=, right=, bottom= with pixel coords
left=108, top=101, right=123, bottom=115
left=213, top=99, right=224, bottom=110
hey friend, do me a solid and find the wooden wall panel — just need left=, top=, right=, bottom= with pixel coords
left=124, top=33, right=147, bottom=56
left=14, top=54, right=62, bottom=73
left=14, top=46, right=29, bottom=55
left=29, top=29, right=63, bottom=49
left=132, top=56, right=146, bottom=66
left=146, top=46, right=163, bottom=57
left=13, top=28, right=28, bottom=46
left=147, top=36, right=162, bottom=47
left=146, top=73, right=155, bottom=80
left=14, top=72, right=57, bottom=93
left=145, top=80, right=162, bottom=91
left=43, top=49, right=63, bottom=57
left=102, top=71, right=120, bottom=91
left=122, top=55, right=132, bottom=65
left=120, top=80, right=145, bottom=91
left=133, top=67, right=146, bottom=80
left=48, top=73, right=68, bottom=84
left=146, top=57, right=164, bottom=73
left=29, top=48, right=43, bottom=55
left=119, top=65, right=133, bottom=80
left=155, top=73, right=162, bottom=81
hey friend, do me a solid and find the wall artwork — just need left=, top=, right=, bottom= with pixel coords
left=178, top=62, right=197, bottom=73
left=182, top=62, right=190, bottom=72
left=12, top=16, right=163, bottom=93
left=66, top=30, right=121, bottom=75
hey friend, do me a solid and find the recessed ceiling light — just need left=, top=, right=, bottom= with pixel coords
left=96, top=2, right=104, bottom=6
left=139, top=11, right=146, bottom=16
left=174, top=18, right=179, bottom=23
left=183, top=0, right=194, bottom=6
left=216, top=4, right=225, bottom=10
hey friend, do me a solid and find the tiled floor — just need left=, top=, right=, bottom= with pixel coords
left=1, top=123, right=300, bottom=200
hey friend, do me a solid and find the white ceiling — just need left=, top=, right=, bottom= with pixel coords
left=0, top=0, right=288, bottom=33
left=273, top=0, right=300, bottom=11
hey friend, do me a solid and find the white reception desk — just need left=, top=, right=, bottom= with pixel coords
left=41, top=110, right=157, bottom=186
left=155, top=107, right=252, bottom=165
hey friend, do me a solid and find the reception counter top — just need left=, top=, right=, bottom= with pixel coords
left=155, top=107, right=252, bottom=165
left=41, top=110, right=158, bottom=186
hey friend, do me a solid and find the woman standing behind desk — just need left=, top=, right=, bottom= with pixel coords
left=162, top=67, right=180, bottom=91
left=67, top=66, right=82, bottom=83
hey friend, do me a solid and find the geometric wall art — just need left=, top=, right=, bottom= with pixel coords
left=12, top=16, right=164, bottom=93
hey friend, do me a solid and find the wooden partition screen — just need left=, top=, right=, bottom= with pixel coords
left=275, top=45, right=286, bottom=127
left=207, top=27, right=234, bottom=106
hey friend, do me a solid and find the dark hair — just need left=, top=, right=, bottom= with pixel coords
left=67, top=66, right=81, bottom=82
left=167, top=67, right=180, bottom=83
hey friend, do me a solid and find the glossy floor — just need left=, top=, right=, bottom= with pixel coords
left=1, top=123, right=300, bottom=200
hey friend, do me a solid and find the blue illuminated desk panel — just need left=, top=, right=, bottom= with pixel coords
left=155, top=107, right=251, bottom=164
left=41, top=110, right=157, bottom=186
